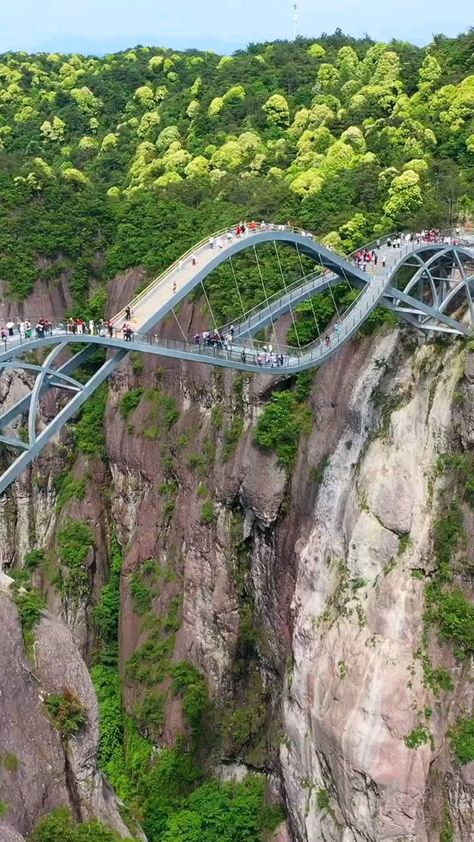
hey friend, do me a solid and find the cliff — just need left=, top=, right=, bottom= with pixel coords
left=0, top=583, right=134, bottom=841
left=0, top=310, right=472, bottom=840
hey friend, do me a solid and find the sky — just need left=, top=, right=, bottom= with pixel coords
left=0, top=0, right=472, bottom=55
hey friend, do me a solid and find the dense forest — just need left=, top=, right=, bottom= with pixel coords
left=2, top=29, right=474, bottom=842
left=0, top=30, right=473, bottom=318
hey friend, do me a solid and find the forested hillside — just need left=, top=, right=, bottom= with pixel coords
left=0, top=30, right=473, bottom=315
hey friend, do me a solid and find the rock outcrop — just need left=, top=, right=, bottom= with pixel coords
left=0, top=587, right=133, bottom=839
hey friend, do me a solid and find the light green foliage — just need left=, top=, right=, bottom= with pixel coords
left=308, top=44, right=326, bottom=60
left=383, top=169, right=423, bottom=222
left=263, top=94, right=289, bottom=126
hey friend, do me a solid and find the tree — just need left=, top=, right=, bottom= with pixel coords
left=263, top=94, right=290, bottom=127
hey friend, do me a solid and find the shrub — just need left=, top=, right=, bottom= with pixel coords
left=75, top=384, right=108, bottom=458
left=172, top=662, right=210, bottom=739
left=14, top=588, right=46, bottom=650
left=28, top=806, right=125, bottom=841
left=130, top=352, right=145, bottom=375
left=450, top=716, right=474, bottom=765
left=120, top=387, right=144, bottom=419
left=433, top=503, right=464, bottom=580
left=24, top=548, right=45, bottom=570
left=201, top=500, right=216, bottom=524
left=222, top=417, right=244, bottom=462
left=44, top=687, right=87, bottom=737
left=93, top=534, right=122, bottom=665
left=427, top=586, right=474, bottom=659
left=130, top=573, right=153, bottom=615
left=404, top=727, right=431, bottom=749
left=55, top=520, right=94, bottom=601
left=55, top=471, right=87, bottom=512
left=254, top=390, right=312, bottom=469
left=316, top=788, right=330, bottom=810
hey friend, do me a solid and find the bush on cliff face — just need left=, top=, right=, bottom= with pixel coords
left=44, top=687, right=87, bottom=738
left=451, top=716, right=474, bottom=764
left=14, top=588, right=46, bottom=652
left=27, top=806, right=128, bottom=841
left=254, top=388, right=312, bottom=468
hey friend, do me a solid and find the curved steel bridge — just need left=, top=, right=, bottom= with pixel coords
left=0, top=223, right=473, bottom=494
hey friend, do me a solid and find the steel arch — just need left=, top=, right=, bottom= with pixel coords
left=0, top=227, right=472, bottom=496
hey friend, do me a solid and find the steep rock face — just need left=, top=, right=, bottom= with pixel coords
left=0, top=587, right=132, bottom=839
left=280, top=337, right=473, bottom=841
left=0, top=311, right=472, bottom=841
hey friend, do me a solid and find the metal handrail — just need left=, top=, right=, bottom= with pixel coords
left=111, top=223, right=400, bottom=327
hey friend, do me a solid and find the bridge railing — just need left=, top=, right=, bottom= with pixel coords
left=111, top=222, right=400, bottom=328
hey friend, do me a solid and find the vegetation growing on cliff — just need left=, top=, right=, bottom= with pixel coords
left=28, top=806, right=131, bottom=841
left=92, top=537, right=280, bottom=841
left=254, top=377, right=313, bottom=468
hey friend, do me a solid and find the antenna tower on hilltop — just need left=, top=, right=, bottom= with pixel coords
left=292, top=0, right=299, bottom=40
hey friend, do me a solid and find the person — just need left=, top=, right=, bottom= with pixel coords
left=209, top=236, right=215, bottom=249
left=241, top=349, right=246, bottom=364
left=6, top=320, right=14, bottom=337
left=125, top=327, right=133, bottom=342
left=382, top=256, right=386, bottom=268
left=125, top=306, right=131, bottom=320
left=107, top=320, right=113, bottom=338
left=325, top=334, right=330, bottom=347
left=172, top=281, right=176, bottom=294
left=191, top=253, right=197, bottom=265
left=1, top=328, right=7, bottom=346
left=89, top=319, right=95, bottom=335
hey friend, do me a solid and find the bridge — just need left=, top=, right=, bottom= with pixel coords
left=0, top=223, right=473, bottom=494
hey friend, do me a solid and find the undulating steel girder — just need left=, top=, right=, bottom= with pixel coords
left=0, top=228, right=472, bottom=495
